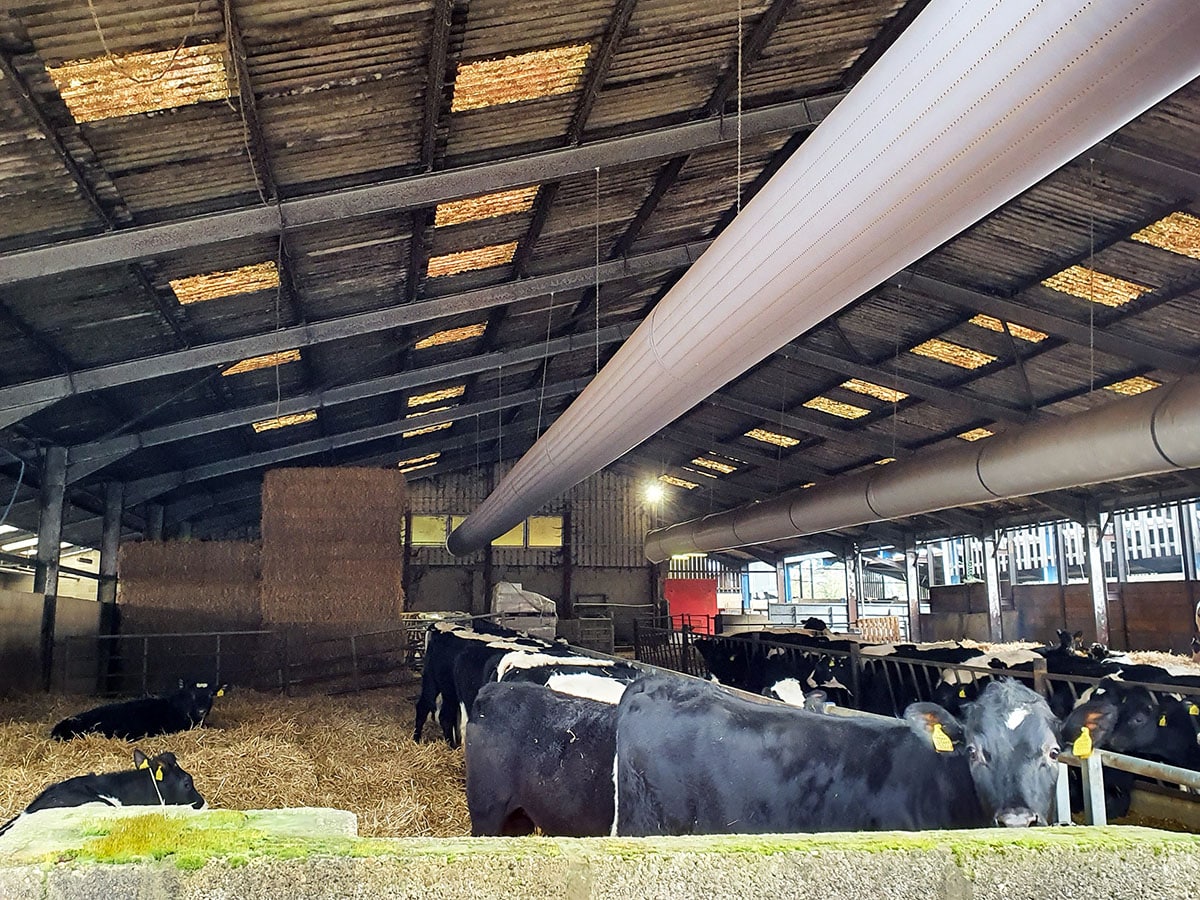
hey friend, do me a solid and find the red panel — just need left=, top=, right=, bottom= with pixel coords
left=665, top=578, right=718, bottom=634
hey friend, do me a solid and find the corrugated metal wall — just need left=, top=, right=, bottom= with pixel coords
left=407, top=466, right=653, bottom=569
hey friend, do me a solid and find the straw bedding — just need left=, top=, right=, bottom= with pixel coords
left=0, top=686, right=468, bottom=838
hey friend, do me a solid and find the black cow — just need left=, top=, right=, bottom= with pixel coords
left=412, top=621, right=552, bottom=746
left=465, top=681, right=617, bottom=836
left=0, top=750, right=204, bottom=836
left=615, top=675, right=1093, bottom=835
left=51, top=682, right=227, bottom=741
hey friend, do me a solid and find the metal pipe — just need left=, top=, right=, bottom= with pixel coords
left=448, top=0, right=1200, bottom=557
left=645, top=375, right=1200, bottom=561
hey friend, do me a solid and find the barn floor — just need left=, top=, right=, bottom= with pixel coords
left=0, top=684, right=470, bottom=837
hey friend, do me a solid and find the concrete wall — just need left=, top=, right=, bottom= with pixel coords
left=0, top=589, right=100, bottom=694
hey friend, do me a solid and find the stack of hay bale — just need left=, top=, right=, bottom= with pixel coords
left=259, top=467, right=407, bottom=627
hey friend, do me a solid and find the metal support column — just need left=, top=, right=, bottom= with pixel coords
left=560, top=503, right=574, bottom=620
left=844, top=545, right=859, bottom=626
left=34, top=446, right=66, bottom=692
left=1084, top=501, right=1111, bottom=647
left=982, top=529, right=1003, bottom=642
left=97, top=481, right=123, bottom=604
left=145, top=503, right=164, bottom=541
left=904, top=534, right=922, bottom=642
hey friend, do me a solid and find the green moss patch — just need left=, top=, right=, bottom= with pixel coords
left=53, top=810, right=396, bottom=871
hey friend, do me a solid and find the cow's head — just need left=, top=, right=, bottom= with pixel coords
left=132, top=749, right=206, bottom=809
left=1062, top=678, right=1155, bottom=755
left=906, top=679, right=1075, bottom=827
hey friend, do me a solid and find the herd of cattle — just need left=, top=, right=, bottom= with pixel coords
left=6, top=619, right=1200, bottom=840
left=422, top=619, right=1200, bottom=835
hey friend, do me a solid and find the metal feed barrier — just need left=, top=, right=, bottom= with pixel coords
left=633, top=622, right=1200, bottom=829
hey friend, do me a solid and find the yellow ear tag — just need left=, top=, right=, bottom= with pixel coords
left=931, top=723, right=954, bottom=753
left=1190, top=704, right=1199, bottom=717
left=216, top=689, right=225, bottom=697
left=958, top=689, right=966, bottom=699
left=138, top=759, right=150, bottom=770
left=1160, top=715, right=1168, bottom=727
left=1073, top=727, right=1093, bottom=759
left=155, top=766, right=164, bottom=782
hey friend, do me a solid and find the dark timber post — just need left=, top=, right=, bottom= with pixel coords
left=34, top=446, right=67, bottom=692
left=401, top=510, right=413, bottom=611
left=560, top=503, right=573, bottom=620
left=97, top=481, right=123, bottom=605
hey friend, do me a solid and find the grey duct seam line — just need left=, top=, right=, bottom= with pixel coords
left=1149, top=379, right=1190, bottom=470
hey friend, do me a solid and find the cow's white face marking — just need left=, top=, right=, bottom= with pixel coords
left=545, top=673, right=626, bottom=705
left=767, top=679, right=807, bottom=707
left=1006, top=708, right=1030, bottom=731
left=98, top=794, right=123, bottom=807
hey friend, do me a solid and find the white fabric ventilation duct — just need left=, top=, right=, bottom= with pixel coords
left=644, top=375, right=1200, bottom=561
left=446, top=0, right=1200, bottom=558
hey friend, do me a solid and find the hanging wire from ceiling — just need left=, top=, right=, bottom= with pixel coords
left=736, top=0, right=743, bottom=214
left=594, top=167, right=601, bottom=377
left=0, top=446, right=25, bottom=530
left=85, top=0, right=204, bottom=84
left=1088, top=157, right=1097, bottom=396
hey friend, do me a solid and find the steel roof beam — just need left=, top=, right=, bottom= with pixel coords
left=0, top=93, right=842, bottom=285
left=906, top=273, right=1196, bottom=374
left=123, top=377, right=590, bottom=505
left=63, top=322, right=635, bottom=481
left=0, top=242, right=702, bottom=420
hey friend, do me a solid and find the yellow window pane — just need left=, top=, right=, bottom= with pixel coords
left=528, top=516, right=563, bottom=548
left=410, top=515, right=447, bottom=547
left=492, top=522, right=526, bottom=547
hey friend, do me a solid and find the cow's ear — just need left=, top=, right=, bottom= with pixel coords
left=904, top=702, right=965, bottom=753
left=133, top=749, right=149, bottom=769
left=1061, top=703, right=1116, bottom=755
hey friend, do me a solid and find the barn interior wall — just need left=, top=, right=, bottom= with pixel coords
left=0, top=569, right=100, bottom=601
left=0, top=589, right=100, bottom=695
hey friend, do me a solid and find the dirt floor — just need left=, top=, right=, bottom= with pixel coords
left=0, top=682, right=469, bottom=838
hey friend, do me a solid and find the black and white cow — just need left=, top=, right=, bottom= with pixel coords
left=491, top=650, right=642, bottom=706
left=465, top=681, right=617, bottom=836
left=51, top=682, right=227, bottom=741
left=412, top=621, right=552, bottom=747
left=0, top=750, right=205, bottom=837
left=614, top=675, right=1096, bottom=835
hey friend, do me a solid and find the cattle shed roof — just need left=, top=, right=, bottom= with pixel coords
left=0, top=1, right=1198, bottom=559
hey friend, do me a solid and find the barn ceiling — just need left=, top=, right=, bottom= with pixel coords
left=1, top=0, right=1199, bottom=561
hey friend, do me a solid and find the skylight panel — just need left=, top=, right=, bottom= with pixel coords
left=252, top=411, right=316, bottom=433
left=691, top=457, right=737, bottom=475
left=1105, top=376, right=1160, bottom=396
left=659, top=474, right=699, bottom=490
left=399, top=460, right=439, bottom=474
left=398, top=452, right=441, bottom=471
left=434, top=187, right=540, bottom=227
left=1130, top=212, right=1200, bottom=260
left=403, top=421, right=454, bottom=439
left=450, top=44, right=591, bottom=112
left=910, top=338, right=996, bottom=370
left=408, top=385, right=466, bottom=407
left=170, top=261, right=279, bottom=305
left=415, top=323, right=487, bottom=349
left=1041, top=265, right=1151, bottom=307
left=222, top=349, right=301, bottom=376
left=874, top=457, right=895, bottom=465
left=969, top=314, right=1048, bottom=343
left=46, top=44, right=231, bottom=123
left=745, top=427, right=800, bottom=448
left=427, top=242, right=518, bottom=278
left=803, top=396, right=870, bottom=419
left=958, top=427, right=994, bottom=442
left=841, top=379, right=907, bottom=403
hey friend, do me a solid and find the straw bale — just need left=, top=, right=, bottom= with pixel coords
left=118, top=541, right=261, bottom=627
left=0, top=686, right=467, bottom=838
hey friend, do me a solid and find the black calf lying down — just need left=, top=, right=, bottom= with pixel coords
left=0, top=750, right=205, bottom=836
left=615, top=676, right=1103, bottom=835
left=466, top=681, right=617, bottom=836
left=51, top=681, right=227, bottom=741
